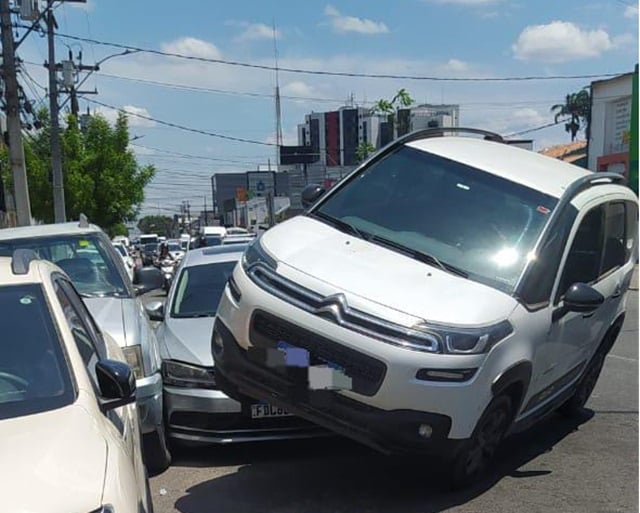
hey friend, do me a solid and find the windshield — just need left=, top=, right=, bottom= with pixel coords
left=171, top=261, right=237, bottom=318
left=114, top=244, right=127, bottom=257
left=0, top=284, right=74, bottom=420
left=204, top=235, right=223, bottom=247
left=315, top=146, right=557, bottom=292
left=0, top=234, right=129, bottom=298
left=144, top=243, right=158, bottom=253
left=168, top=243, right=181, bottom=252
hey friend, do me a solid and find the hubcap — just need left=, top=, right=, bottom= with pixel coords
left=464, top=407, right=508, bottom=476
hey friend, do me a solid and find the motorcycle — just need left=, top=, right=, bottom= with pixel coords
left=157, top=258, right=177, bottom=293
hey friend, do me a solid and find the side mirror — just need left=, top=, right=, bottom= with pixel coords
left=95, top=359, right=136, bottom=412
left=553, top=282, right=605, bottom=322
left=133, top=266, right=165, bottom=295
left=564, top=282, right=605, bottom=313
left=145, top=300, right=165, bottom=322
left=301, top=184, right=326, bottom=209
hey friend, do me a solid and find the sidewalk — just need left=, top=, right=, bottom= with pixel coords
left=630, top=264, right=638, bottom=291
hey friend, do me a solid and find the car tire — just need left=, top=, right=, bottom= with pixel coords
left=558, top=350, right=606, bottom=417
left=448, top=395, right=512, bottom=489
left=143, top=424, right=172, bottom=475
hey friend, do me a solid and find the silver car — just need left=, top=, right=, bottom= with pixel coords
left=147, top=245, right=323, bottom=445
left=0, top=220, right=171, bottom=473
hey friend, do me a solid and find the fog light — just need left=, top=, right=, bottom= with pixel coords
left=418, top=424, right=433, bottom=438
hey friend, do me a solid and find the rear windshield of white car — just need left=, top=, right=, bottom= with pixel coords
left=0, top=284, right=75, bottom=420
left=0, top=235, right=130, bottom=298
left=171, top=261, right=237, bottom=318
left=314, top=145, right=558, bottom=293
left=114, top=244, right=127, bottom=257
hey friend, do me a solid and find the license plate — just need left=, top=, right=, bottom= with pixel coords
left=251, top=403, right=292, bottom=419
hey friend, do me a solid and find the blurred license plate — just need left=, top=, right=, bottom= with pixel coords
left=251, top=403, right=292, bottom=419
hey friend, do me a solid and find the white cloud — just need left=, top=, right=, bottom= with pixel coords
left=235, top=23, right=282, bottom=43
left=281, top=81, right=317, bottom=97
left=94, top=105, right=157, bottom=128
left=423, top=0, right=504, bottom=4
left=441, top=58, right=469, bottom=72
left=624, top=5, right=638, bottom=18
left=612, top=33, right=635, bottom=48
left=161, top=37, right=222, bottom=59
left=324, top=5, right=389, bottom=35
left=512, top=21, right=613, bottom=63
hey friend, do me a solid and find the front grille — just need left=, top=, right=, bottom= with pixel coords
left=246, top=264, right=439, bottom=353
left=249, top=310, right=386, bottom=396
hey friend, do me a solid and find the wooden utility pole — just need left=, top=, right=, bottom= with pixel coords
left=0, top=0, right=32, bottom=225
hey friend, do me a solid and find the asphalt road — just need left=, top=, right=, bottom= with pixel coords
left=144, top=284, right=638, bottom=513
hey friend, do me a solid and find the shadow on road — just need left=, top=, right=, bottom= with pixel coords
left=167, top=409, right=594, bottom=513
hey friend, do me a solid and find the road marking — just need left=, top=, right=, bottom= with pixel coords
left=607, top=353, right=638, bottom=362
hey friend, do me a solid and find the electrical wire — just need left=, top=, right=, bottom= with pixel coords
left=50, top=30, right=625, bottom=82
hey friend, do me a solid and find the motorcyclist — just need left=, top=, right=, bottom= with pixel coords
left=156, top=242, right=174, bottom=265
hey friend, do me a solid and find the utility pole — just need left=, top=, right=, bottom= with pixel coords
left=0, top=0, right=31, bottom=226
left=203, top=196, right=207, bottom=227
left=46, top=4, right=65, bottom=223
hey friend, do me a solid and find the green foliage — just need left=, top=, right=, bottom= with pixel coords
left=372, top=88, right=415, bottom=136
left=355, top=141, right=376, bottom=163
left=0, top=108, right=155, bottom=235
left=137, top=215, right=174, bottom=237
left=551, top=89, right=591, bottom=142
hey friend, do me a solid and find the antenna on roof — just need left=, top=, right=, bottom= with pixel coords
left=79, top=213, right=89, bottom=228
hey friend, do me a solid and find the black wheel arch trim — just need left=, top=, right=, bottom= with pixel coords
left=491, top=360, right=532, bottom=414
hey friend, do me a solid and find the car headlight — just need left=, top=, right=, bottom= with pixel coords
left=411, top=320, right=513, bottom=354
left=241, top=236, right=277, bottom=271
left=122, top=345, right=144, bottom=379
left=162, top=360, right=217, bottom=389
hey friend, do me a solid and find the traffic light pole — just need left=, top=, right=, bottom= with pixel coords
left=0, top=0, right=32, bottom=226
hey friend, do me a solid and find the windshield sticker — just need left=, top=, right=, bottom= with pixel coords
left=78, top=240, right=90, bottom=247
left=20, top=295, right=33, bottom=305
left=536, top=206, right=551, bottom=215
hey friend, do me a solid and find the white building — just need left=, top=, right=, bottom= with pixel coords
left=589, top=72, right=634, bottom=176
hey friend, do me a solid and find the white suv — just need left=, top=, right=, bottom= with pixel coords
left=212, top=128, right=638, bottom=486
left=0, top=251, right=152, bottom=512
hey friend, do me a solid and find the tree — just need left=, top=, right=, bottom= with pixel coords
left=137, top=215, right=174, bottom=237
left=373, top=88, right=415, bottom=139
left=551, top=89, right=591, bottom=142
left=355, top=141, right=376, bottom=163
left=0, top=108, right=155, bottom=236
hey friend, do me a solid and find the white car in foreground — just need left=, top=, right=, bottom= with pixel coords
left=0, top=250, right=152, bottom=512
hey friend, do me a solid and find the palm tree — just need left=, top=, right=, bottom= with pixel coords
left=373, top=89, right=415, bottom=138
left=551, top=89, right=591, bottom=142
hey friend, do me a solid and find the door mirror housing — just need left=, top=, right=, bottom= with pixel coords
left=301, top=184, right=326, bottom=209
left=95, top=359, right=136, bottom=412
left=563, top=282, right=605, bottom=313
left=145, top=300, right=165, bottom=321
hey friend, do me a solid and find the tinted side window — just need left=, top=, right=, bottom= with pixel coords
left=55, top=282, right=102, bottom=387
left=558, top=205, right=605, bottom=299
left=601, top=202, right=626, bottom=276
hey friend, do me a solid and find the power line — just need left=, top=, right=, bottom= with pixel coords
left=506, top=120, right=562, bottom=137
left=131, top=142, right=270, bottom=164
left=50, top=30, right=625, bottom=82
left=85, top=97, right=276, bottom=146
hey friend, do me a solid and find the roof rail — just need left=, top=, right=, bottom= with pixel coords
left=11, top=249, right=39, bottom=275
left=79, top=213, right=89, bottom=228
left=397, top=127, right=505, bottom=145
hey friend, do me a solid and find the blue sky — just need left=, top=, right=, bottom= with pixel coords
left=17, top=0, right=639, bottom=218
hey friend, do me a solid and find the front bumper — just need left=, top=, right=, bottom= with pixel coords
left=213, top=319, right=456, bottom=456
left=136, top=372, right=163, bottom=434
left=164, top=383, right=325, bottom=443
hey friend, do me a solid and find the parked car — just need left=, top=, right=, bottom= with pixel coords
left=221, top=235, right=255, bottom=246
left=0, top=218, right=171, bottom=473
left=146, top=245, right=323, bottom=449
left=113, top=241, right=136, bottom=281
left=211, top=127, right=639, bottom=487
left=0, top=251, right=153, bottom=512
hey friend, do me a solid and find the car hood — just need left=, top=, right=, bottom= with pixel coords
left=0, top=403, right=107, bottom=512
left=85, top=297, right=137, bottom=347
left=262, top=216, right=518, bottom=326
left=162, top=317, right=216, bottom=366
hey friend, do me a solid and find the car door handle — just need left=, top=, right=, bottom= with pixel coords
left=611, top=286, right=622, bottom=299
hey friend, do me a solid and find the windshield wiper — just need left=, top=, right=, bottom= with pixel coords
left=310, top=211, right=370, bottom=240
left=368, top=235, right=469, bottom=279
